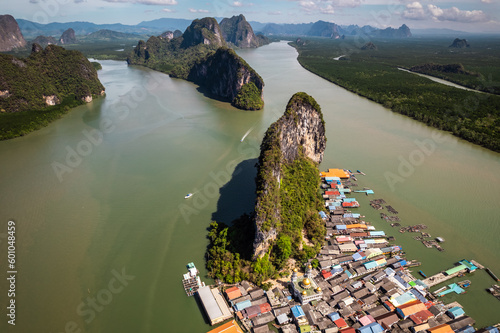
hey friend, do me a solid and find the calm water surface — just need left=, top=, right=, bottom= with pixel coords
left=0, top=41, right=499, bottom=332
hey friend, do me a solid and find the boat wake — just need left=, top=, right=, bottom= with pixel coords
left=240, top=126, right=254, bottom=142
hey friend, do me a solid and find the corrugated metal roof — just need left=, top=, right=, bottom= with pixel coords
left=445, top=264, right=467, bottom=276
left=234, top=299, right=252, bottom=311
left=291, top=305, right=305, bottom=318
left=198, top=286, right=223, bottom=323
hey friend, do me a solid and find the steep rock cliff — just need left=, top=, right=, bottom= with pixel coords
left=188, top=48, right=264, bottom=109
left=59, top=28, right=77, bottom=45
left=0, top=15, right=27, bottom=52
left=181, top=17, right=224, bottom=48
left=128, top=17, right=264, bottom=110
left=253, top=92, right=326, bottom=258
left=219, top=14, right=269, bottom=48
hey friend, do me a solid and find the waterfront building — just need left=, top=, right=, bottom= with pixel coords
left=198, top=286, right=233, bottom=325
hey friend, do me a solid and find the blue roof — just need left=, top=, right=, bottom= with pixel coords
left=384, top=267, right=395, bottom=276
left=291, top=305, right=305, bottom=318
left=485, top=327, right=500, bottom=333
left=393, top=292, right=416, bottom=305
left=369, top=231, right=385, bottom=237
left=319, top=211, right=328, bottom=219
left=353, top=252, right=364, bottom=261
left=364, top=261, right=378, bottom=270
left=368, top=322, right=385, bottom=333
left=448, top=306, right=465, bottom=317
left=328, top=312, right=340, bottom=321
left=410, top=288, right=427, bottom=303
left=234, top=299, right=252, bottom=311
left=456, top=326, right=475, bottom=333
left=343, top=198, right=357, bottom=202
left=336, top=225, right=347, bottom=230
left=358, top=323, right=384, bottom=333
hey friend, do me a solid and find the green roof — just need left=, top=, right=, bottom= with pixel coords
left=445, top=264, right=467, bottom=276
left=300, top=325, right=312, bottom=333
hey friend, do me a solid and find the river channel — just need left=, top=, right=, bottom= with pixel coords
left=0, top=41, right=498, bottom=332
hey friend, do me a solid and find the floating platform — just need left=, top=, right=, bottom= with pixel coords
left=435, top=283, right=465, bottom=297
left=182, top=262, right=205, bottom=296
left=487, top=284, right=500, bottom=301
left=486, top=268, right=500, bottom=282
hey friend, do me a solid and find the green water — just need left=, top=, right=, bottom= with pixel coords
left=0, top=41, right=498, bottom=332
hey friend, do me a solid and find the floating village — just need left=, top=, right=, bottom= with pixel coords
left=182, top=168, right=500, bottom=333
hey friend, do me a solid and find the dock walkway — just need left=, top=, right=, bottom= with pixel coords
left=423, top=270, right=464, bottom=288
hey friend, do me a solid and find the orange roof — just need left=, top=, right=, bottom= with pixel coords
left=428, top=324, right=454, bottom=333
left=207, top=320, right=244, bottom=333
left=225, top=286, right=242, bottom=300
left=397, top=300, right=427, bottom=317
left=321, top=168, right=350, bottom=179
left=346, top=224, right=368, bottom=229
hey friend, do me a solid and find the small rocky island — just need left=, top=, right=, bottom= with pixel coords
left=0, top=43, right=104, bottom=113
left=449, top=38, right=470, bottom=48
left=127, top=15, right=265, bottom=111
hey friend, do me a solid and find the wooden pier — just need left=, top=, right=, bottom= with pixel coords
left=423, top=270, right=465, bottom=288
left=470, top=260, right=485, bottom=270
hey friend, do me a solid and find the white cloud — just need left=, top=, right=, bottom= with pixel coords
left=481, top=0, right=492, bottom=3
left=427, top=4, right=444, bottom=17
left=330, top=0, right=361, bottom=8
left=232, top=1, right=243, bottom=7
left=299, top=0, right=316, bottom=10
left=188, top=8, right=210, bottom=13
left=403, top=3, right=489, bottom=23
left=162, top=8, right=175, bottom=12
left=407, top=1, right=423, bottom=10
left=435, top=6, right=488, bottom=22
left=268, top=10, right=282, bottom=15
left=102, top=0, right=177, bottom=5
left=321, top=5, right=335, bottom=14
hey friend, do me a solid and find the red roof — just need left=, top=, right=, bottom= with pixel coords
left=425, top=301, right=434, bottom=309
left=322, top=270, right=333, bottom=279
left=225, top=286, right=242, bottom=300
left=259, top=303, right=271, bottom=314
left=413, top=309, right=434, bottom=322
left=409, top=314, right=423, bottom=325
left=334, top=318, right=348, bottom=329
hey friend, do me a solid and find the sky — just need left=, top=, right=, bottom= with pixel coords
left=4, top=0, right=500, bottom=33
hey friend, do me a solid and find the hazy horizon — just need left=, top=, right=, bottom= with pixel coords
left=3, top=0, right=499, bottom=34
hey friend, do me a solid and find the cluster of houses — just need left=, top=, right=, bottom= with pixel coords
left=205, top=169, right=499, bottom=333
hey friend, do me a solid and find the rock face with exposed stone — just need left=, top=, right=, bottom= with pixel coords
left=0, top=15, right=27, bottom=52
left=253, top=92, right=326, bottom=258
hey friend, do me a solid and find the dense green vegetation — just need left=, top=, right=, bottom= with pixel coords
left=0, top=44, right=104, bottom=139
left=0, top=44, right=103, bottom=112
left=128, top=18, right=264, bottom=110
left=207, top=93, right=326, bottom=286
left=91, top=61, right=102, bottom=70
left=292, top=37, right=500, bottom=151
left=232, top=82, right=263, bottom=110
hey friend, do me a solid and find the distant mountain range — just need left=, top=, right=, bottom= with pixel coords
left=16, top=16, right=490, bottom=42
left=17, top=17, right=415, bottom=40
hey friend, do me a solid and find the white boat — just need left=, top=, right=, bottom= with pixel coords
left=184, top=193, right=193, bottom=199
